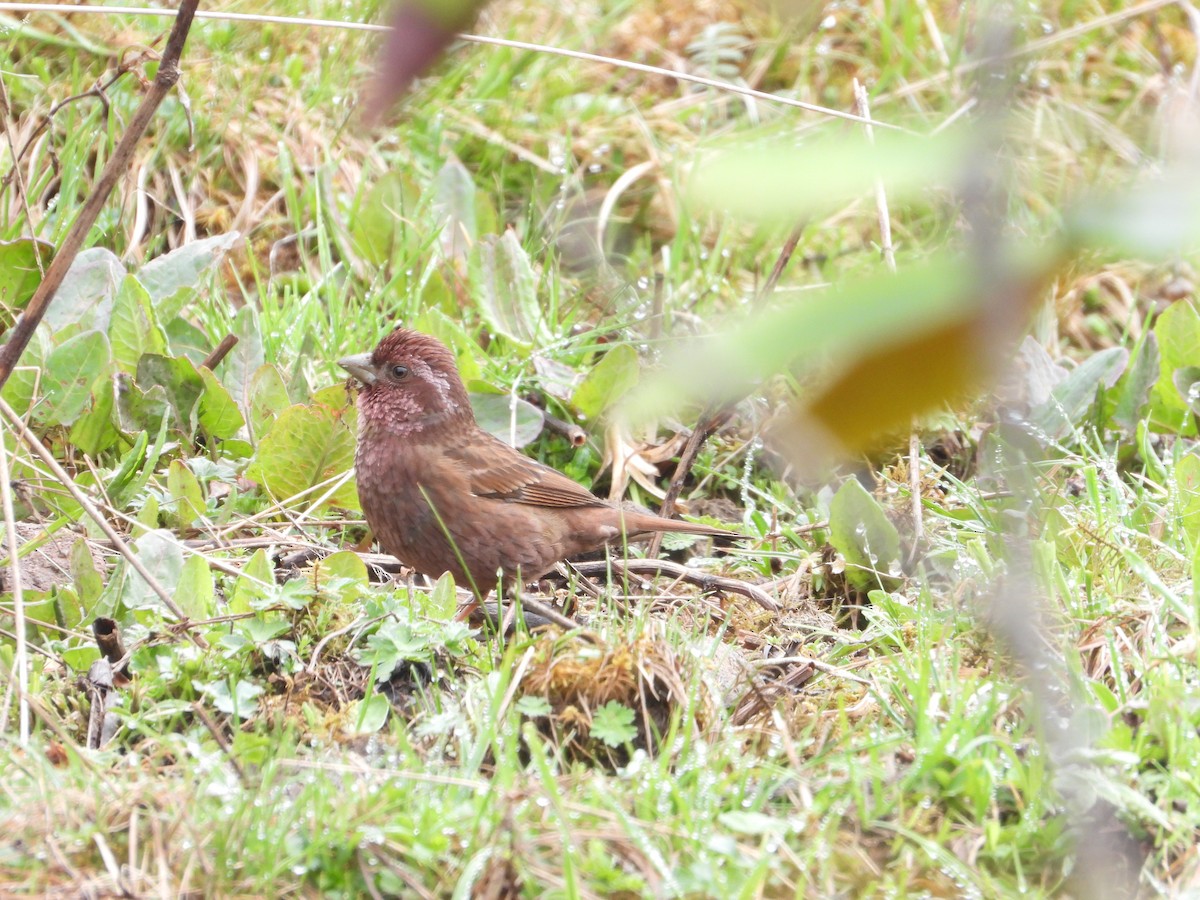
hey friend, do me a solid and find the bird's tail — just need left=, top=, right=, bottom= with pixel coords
left=618, top=510, right=738, bottom=539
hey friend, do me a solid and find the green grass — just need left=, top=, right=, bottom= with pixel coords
left=3, top=0, right=1200, bottom=895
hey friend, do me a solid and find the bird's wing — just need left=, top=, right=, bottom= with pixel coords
left=448, top=433, right=607, bottom=509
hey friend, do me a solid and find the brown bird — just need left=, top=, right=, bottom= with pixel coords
left=339, top=329, right=734, bottom=610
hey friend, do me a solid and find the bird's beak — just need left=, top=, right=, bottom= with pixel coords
left=338, top=353, right=377, bottom=386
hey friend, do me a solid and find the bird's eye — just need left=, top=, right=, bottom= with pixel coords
left=391, top=365, right=409, bottom=380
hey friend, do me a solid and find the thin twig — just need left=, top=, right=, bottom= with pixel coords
left=0, top=0, right=202, bottom=391
left=567, top=558, right=778, bottom=611
left=0, top=397, right=207, bottom=646
left=200, top=333, right=238, bottom=371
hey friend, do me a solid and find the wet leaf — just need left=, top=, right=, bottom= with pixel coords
left=0, top=238, right=53, bottom=331
left=573, top=343, right=640, bottom=420
left=828, top=478, right=901, bottom=591
left=246, top=402, right=359, bottom=511
left=470, top=392, right=544, bottom=448
left=108, top=275, right=167, bottom=373
left=39, top=330, right=109, bottom=427
left=475, top=230, right=544, bottom=346
left=138, top=232, right=240, bottom=319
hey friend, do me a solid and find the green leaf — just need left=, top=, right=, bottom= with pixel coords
left=108, top=275, right=167, bottom=373
left=347, top=693, right=391, bottom=735
left=138, top=233, right=239, bottom=319
left=350, top=170, right=421, bottom=267
left=828, top=478, right=901, bottom=591
left=176, top=552, right=215, bottom=619
left=245, top=402, right=359, bottom=511
left=39, top=330, right=110, bottom=427
left=1176, top=453, right=1200, bottom=546
left=311, top=550, right=368, bottom=602
left=1112, top=331, right=1159, bottom=433
left=246, top=364, right=291, bottom=443
left=590, top=701, right=637, bottom=747
left=71, top=538, right=104, bottom=607
left=515, top=695, right=552, bottom=718
left=137, top=354, right=205, bottom=437
left=1149, top=300, right=1200, bottom=435
left=689, top=127, right=971, bottom=225
left=231, top=549, right=274, bottom=615
left=45, top=247, right=125, bottom=332
left=0, top=238, right=53, bottom=331
left=69, top=376, right=120, bottom=456
left=166, top=459, right=204, bottom=528
left=1030, top=347, right=1128, bottom=442
left=220, top=305, right=266, bottom=415
left=475, top=230, right=544, bottom=346
left=114, top=374, right=170, bottom=436
left=197, top=366, right=245, bottom=439
left=572, top=343, right=640, bottom=420
left=426, top=572, right=458, bottom=621
left=470, top=392, right=545, bottom=448
left=1, top=328, right=47, bottom=415
left=432, top=155, right=476, bottom=262
left=123, top=529, right=185, bottom=615
left=165, top=315, right=212, bottom=365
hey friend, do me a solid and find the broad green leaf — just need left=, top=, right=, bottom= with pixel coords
left=138, top=233, right=240, bottom=319
left=164, top=316, right=211, bottom=365
left=123, top=529, right=185, bottom=615
left=432, top=155, right=476, bottom=263
left=828, top=478, right=901, bottom=591
left=470, top=392, right=544, bottom=448
left=175, top=553, right=215, bottom=619
left=114, top=375, right=170, bottom=436
left=690, top=128, right=971, bottom=224
left=69, top=375, right=120, bottom=456
left=39, top=330, right=109, bottom=427
left=44, top=247, right=124, bottom=332
left=0, top=238, right=53, bottom=330
left=246, top=402, right=359, bottom=511
left=166, top=459, right=204, bottom=528
left=108, top=275, right=167, bottom=372
left=310, top=549, right=368, bottom=601
left=137, top=354, right=204, bottom=437
left=231, top=548, right=274, bottom=615
left=220, top=305, right=266, bottom=416
left=347, top=693, right=391, bottom=734
left=475, top=230, right=544, bottom=346
left=426, top=572, right=458, bottom=621
left=350, top=170, right=421, bottom=267
left=1030, top=347, right=1128, bottom=442
left=1112, top=331, right=1159, bottom=433
left=1177, top=453, right=1200, bottom=546
left=197, top=367, right=245, bottom=439
left=1148, top=300, right=1200, bottom=435
left=633, top=250, right=1055, bottom=456
left=572, top=343, right=640, bottom=420
left=2, top=329, right=47, bottom=416
left=247, top=364, right=291, bottom=442
left=71, top=538, right=104, bottom=607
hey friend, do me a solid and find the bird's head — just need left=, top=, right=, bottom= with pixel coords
left=339, top=329, right=474, bottom=435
